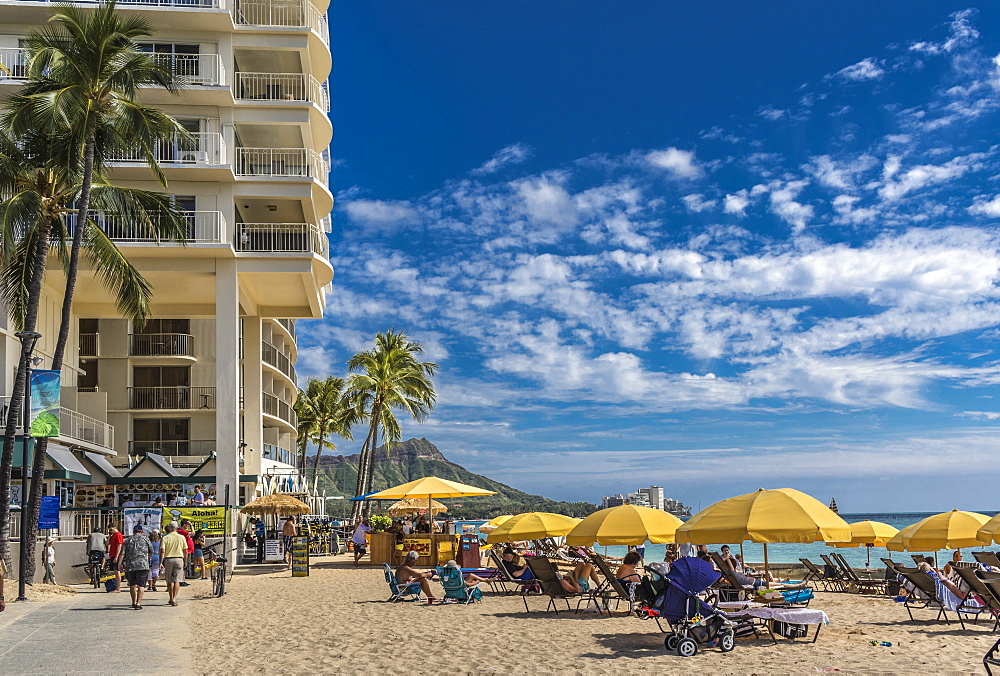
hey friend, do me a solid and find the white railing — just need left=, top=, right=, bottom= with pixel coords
left=0, top=396, right=114, bottom=451
left=153, top=53, right=222, bottom=86
left=0, top=48, right=28, bottom=79
left=237, top=222, right=326, bottom=256
left=235, top=71, right=329, bottom=110
left=262, top=392, right=297, bottom=427
left=110, top=132, right=225, bottom=165
left=68, top=210, right=224, bottom=244
left=232, top=0, right=330, bottom=45
left=235, top=147, right=326, bottom=178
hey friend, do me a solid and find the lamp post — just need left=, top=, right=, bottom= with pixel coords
left=14, top=330, right=41, bottom=603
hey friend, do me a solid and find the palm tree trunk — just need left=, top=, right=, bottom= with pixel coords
left=311, top=438, right=324, bottom=494
left=359, top=417, right=380, bottom=519
left=0, top=218, right=54, bottom=574
left=350, top=423, right=376, bottom=522
left=23, top=133, right=96, bottom=582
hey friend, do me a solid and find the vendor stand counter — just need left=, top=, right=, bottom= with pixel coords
left=369, top=532, right=457, bottom=566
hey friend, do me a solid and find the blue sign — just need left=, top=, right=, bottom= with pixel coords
left=38, top=495, right=60, bottom=529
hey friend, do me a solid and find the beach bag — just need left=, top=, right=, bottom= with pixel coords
left=104, top=576, right=118, bottom=592
left=773, top=621, right=807, bottom=639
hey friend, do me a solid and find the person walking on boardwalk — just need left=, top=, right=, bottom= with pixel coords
left=161, top=522, right=187, bottom=607
left=121, top=525, right=153, bottom=610
left=106, top=525, right=124, bottom=592
left=282, top=516, right=298, bottom=570
left=43, top=539, right=57, bottom=584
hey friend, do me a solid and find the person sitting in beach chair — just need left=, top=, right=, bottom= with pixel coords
left=501, top=549, right=534, bottom=580
left=396, top=551, right=439, bottom=604
left=440, top=560, right=484, bottom=603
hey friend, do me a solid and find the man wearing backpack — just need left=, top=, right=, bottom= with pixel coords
left=121, top=524, right=153, bottom=610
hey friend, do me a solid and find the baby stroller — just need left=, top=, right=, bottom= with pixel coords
left=651, top=557, right=735, bottom=657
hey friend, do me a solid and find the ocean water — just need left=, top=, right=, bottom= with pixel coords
left=458, top=511, right=1000, bottom=569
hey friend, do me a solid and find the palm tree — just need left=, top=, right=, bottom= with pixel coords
left=347, top=330, right=438, bottom=520
left=293, top=377, right=357, bottom=492
left=0, top=2, right=187, bottom=575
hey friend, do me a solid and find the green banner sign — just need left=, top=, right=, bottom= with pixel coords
left=29, top=369, right=61, bottom=438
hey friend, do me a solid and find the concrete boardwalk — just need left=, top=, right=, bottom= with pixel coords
left=0, top=584, right=192, bottom=674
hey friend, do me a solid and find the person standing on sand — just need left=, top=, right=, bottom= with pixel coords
left=282, top=516, right=298, bottom=569
left=122, top=525, right=153, bottom=610
left=161, top=522, right=187, bottom=607
left=352, top=519, right=371, bottom=566
left=43, top=539, right=57, bottom=584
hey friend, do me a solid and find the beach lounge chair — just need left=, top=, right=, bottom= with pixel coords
left=831, top=553, right=887, bottom=594
left=899, top=570, right=951, bottom=623
left=383, top=563, right=423, bottom=603
left=710, top=552, right=756, bottom=601
left=819, top=555, right=849, bottom=590
left=974, top=551, right=1000, bottom=569
left=488, top=550, right=537, bottom=596
left=951, top=568, right=1000, bottom=630
left=438, top=565, right=483, bottom=604
left=522, top=555, right=585, bottom=614
left=800, top=558, right=841, bottom=592
left=985, top=635, right=1000, bottom=676
left=587, top=552, right=641, bottom=616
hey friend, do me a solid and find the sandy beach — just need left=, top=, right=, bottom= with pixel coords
left=191, top=555, right=994, bottom=674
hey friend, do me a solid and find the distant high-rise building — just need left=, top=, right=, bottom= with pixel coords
left=626, top=491, right=650, bottom=507
left=639, top=486, right=665, bottom=510
left=601, top=494, right=626, bottom=509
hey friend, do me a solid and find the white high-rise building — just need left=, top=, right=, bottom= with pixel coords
left=1, top=0, right=333, bottom=512
left=639, top=485, right=665, bottom=510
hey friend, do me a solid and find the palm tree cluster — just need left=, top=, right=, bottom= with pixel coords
left=0, top=1, right=190, bottom=578
left=293, top=329, right=438, bottom=521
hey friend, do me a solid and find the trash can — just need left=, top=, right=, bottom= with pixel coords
left=457, top=534, right=480, bottom=569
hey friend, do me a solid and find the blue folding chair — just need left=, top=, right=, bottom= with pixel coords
left=439, top=565, right=483, bottom=604
left=384, top=563, right=423, bottom=602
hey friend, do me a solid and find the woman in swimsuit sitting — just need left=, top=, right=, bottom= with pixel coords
left=616, top=551, right=643, bottom=587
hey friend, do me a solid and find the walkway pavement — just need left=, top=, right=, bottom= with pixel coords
left=0, top=584, right=192, bottom=674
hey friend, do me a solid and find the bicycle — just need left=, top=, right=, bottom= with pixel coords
left=202, top=543, right=228, bottom=597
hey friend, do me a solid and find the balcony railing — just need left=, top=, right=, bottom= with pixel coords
left=130, top=333, right=195, bottom=357
left=262, top=392, right=296, bottom=427
left=0, top=48, right=28, bottom=79
left=235, top=147, right=327, bottom=178
left=235, top=71, right=329, bottom=110
left=0, top=396, right=114, bottom=450
left=275, top=319, right=296, bottom=338
left=232, top=0, right=330, bottom=45
left=262, top=339, right=296, bottom=382
left=110, top=132, right=225, bottom=165
left=237, top=222, right=328, bottom=256
left=128, top=386, right=216, bottom=409
left=75, top=210, right=225, bottom=244
left=152, top=53, right=223, bottom=86
left=129, top=440, right=216, bottom=456
left=79, top=333, right=99, bottom=357
left=263, top=442, right=296, bottom=466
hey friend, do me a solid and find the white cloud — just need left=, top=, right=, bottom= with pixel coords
left=723, top=191, right=751, bottom=216
left=758, top=106, right=787, bottom=121
left=909, top=9, right=980, bottom=55
left=682, top=193, right=716, bottom=213
left=969, top=194, right=1000, bottom=217
left=472, top=143, right=533, bottom=175
left=832, top=57, right=885, bottom=81
left=831, top=194, right=878, bottom=225
left=766, top=180, right=813, bottom=233
left=646, top=147, right=704, bottom=179
left=343, top=199, right=421, bottom=226
left=878, top=153, right=986, bottom=201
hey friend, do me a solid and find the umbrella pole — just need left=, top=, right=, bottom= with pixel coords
left=740, top=543, right=745, bottom=566
left=763, top=543, right=770, bottom=582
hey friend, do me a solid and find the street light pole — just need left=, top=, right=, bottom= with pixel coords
left=15, top=330, right=41, bottom=603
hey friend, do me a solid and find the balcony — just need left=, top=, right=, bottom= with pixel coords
left=232, top=0, right=330, bottom=45
left=153, top=53, right=223, bottom=86
left=236, top=222, right=328, bottom=256
left=235, top=147, right=327, bottom=179
left=262, top=339, right=296, bottom=382
left=262, top=392, right=296, bottom=427
left=128, top=386, right=216, bottom=410
left=262, top=442, right=296, bottom=466
left=275, top=319, right=296, bottom=339
left=129, top=439, right=216, bottom=456
left=0, top=48, right=28, bottom=80
left=0, top=397, right=114, bottom=452
left=235, top=72, right=329, bottom=111
left=79, top=333, right=100, bottom=357
left=110, top=132, right=225, bottom=166
left=78, top=211, right=225, bottom=244
left=130, top=333, right=195, bottom=357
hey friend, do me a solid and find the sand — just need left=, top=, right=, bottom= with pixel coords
left=192, top=555, right=993, bottom=674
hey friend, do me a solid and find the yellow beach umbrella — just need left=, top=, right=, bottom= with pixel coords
left=479, top=514, right=513, bottom=534
left=676, top=488, right=851, bottom=577
left=566, top=505, right=683, bottom=546
left=366, top=476, right=496, bottom=519
left=887, top=510, right=989, bottom=551
left=977, top=513, right=1000, bottom=546
left=485, top=512, right=581, bottom=543
left=830, top=520, right=900, bottom=567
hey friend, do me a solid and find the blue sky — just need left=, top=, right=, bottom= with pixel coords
left=300, top=3, right=1000, bottom=512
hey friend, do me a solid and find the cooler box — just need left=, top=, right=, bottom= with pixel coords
left=458, top=534, right=480, bottom=569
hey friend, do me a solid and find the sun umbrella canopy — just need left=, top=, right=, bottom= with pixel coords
left=977, top=513, right=1000, bottom=546
left=886, top=510, right=989, bottom=551
left=829, top=520, right=899, bottom=548
left=485, top=512, right=581, bottom=543
left=479, top=514, right=513, bottom=533
left=386, top=498, right=448, bottom=516
left=365, top=476, right=496, bottom=500
left=566, top=505, right=683, bottom=546
left=241, top=493, right=311, bottom=516
left=675, top=488, right=852, bottom=544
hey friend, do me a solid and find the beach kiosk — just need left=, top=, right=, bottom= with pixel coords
left=364, top=477, right=496, bottom=567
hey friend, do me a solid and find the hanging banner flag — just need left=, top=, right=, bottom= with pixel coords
left=161, top=506, right=227, bottom=535
left=29, top=369, right=61, bottom=437
left=124, top=507, right=163, bottom=536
